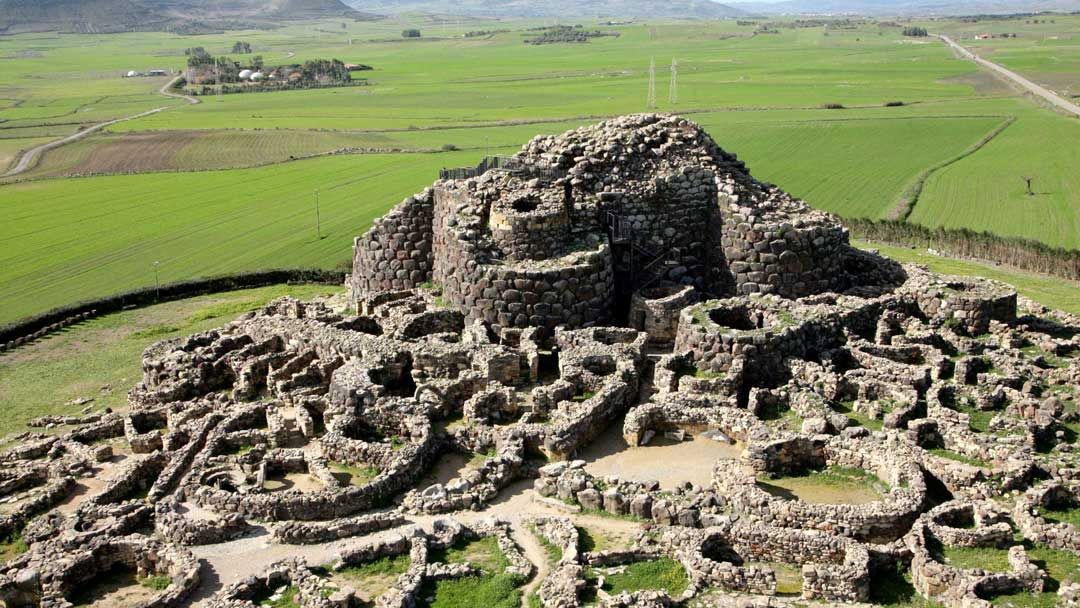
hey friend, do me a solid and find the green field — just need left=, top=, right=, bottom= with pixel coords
left=2, top=15, right=1080, bottom=321
left=0, top=151, right=474, bottom=321
left=935, top=15, right=1080, bottom=97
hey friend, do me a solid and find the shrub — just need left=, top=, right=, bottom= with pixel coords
left=139, top=575, right=173, bottom=591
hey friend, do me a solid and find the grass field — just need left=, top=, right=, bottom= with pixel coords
left=0, top=151, right=469, bottom=322
left=935, top=14, right=1080, bottom=97
left=2, top=15, right=1080, bottom=321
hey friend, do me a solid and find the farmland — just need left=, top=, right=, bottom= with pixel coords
left=2, top=14, right=1080, bottom=322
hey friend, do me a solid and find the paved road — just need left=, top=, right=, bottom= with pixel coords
left=937, top=34, right=1080, bottom=119
left=2, top=76, right=198, bottom=177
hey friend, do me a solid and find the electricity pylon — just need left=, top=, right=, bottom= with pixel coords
left=647, top=57, right=657, bottom=109
left=669, top=58, right=678, bottom=105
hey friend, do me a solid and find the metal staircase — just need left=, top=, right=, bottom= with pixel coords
left=604, top=212, right=680, bottom=290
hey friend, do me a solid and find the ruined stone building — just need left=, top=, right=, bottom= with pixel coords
left=350, top=114, right=858, bottom=334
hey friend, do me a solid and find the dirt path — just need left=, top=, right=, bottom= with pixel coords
left=2, top=76, right=198, bottom=178
left=159, top=76, right=200, bottom=106
left=183, top=478, right=645, bottom=607
left=512, top=524, right=550, bottom=608
left=188, top=524, right=421, bottom=605
left=937, top=34, right=1080, bottom=118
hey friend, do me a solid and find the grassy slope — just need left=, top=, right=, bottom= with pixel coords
left=0, top=283, right=343, bottom=437
left=0, top=151, right=469, bottom=323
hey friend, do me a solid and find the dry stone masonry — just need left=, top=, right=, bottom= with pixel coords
left=4, top=115, right=1080, bottom=607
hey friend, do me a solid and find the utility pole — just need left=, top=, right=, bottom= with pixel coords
left=647, top=57, right=657, bottom=110
left=315, top=190, right=322, bottom=239
left=669, top=58, right=678, bottom=105
left=153, top=261, right=161, bottom=302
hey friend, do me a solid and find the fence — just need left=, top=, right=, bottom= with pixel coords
left=439, top=156, right=567, bottom=182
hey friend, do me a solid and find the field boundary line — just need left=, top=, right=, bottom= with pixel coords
left=323, top=102, right=967, bottom=135
left=2, top=76, right=197, bottom=178
left=0, top=269, right=340, bottom=351
left=886, top=115, right=1015, bottom=221
left=0, top=142, right=517, bottom=186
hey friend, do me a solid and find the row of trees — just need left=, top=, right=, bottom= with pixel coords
left=846, top=219, right=1080, bottom=281
left=903, top=26, right=929, bottom=37
left=523, top=25, right=619, bottom=45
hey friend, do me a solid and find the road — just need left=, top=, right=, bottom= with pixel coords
left=937, top=34, right=1080, bottom=119
left=2, top=76, right=198, bottom=178
left=158, top=75, right=200, bottom=105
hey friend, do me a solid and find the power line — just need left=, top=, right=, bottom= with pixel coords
left=669, top=58, right=678, bottom=105
left=647, top=57, right=656, bottom=110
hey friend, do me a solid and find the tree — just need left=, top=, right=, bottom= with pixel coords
left=902, top=26, right=928, bottom=37
left=252, top=55, right=264, bottom=70
left=402, top=29, right=421, bottom=38
left=185, top=47, right=212, bottom=67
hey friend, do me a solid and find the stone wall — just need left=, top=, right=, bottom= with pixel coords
left=432, top=185, right=615, bottom=333
left=351, top=189, right=435, bottom=295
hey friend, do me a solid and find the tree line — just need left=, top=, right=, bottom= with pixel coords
left=846, top=218, right=1080, bottom=281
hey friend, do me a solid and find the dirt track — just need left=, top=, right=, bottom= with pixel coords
left=2, top=76, right=198, bottom=178
left=937, top=34, right=1080, bottom=119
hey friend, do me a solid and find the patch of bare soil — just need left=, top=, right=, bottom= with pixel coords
left=65, top=567, right=160, bottom=608
left=63, top=131, right=200, bottom=174
left=263, top=472, right=324, bottom=493
left=939, top=71, right=1015, bottom=96
left=54, top=453, right=128, bottom=515
left=578, top=422, right=742, bottom=490
left=416, top=451, right=474, bottom=489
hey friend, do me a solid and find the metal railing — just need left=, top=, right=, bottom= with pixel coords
left=439, top=156, right=567, bottom=182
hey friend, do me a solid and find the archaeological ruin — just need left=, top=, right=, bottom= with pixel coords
left=4, top=114, right=1080, bottom=607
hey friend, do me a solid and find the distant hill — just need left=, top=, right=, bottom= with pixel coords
left=349, top=0, right=748, bottom=19
left=728, top=0, right=1080, bottom=15
left=0, top=0, right=379, bottom=35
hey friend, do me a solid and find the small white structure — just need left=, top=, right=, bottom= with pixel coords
left=239, top=69, right=254, bottom=80
left=251, top=71, right=265, bottom=81
left=126, top=70, right=139, bottom=78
